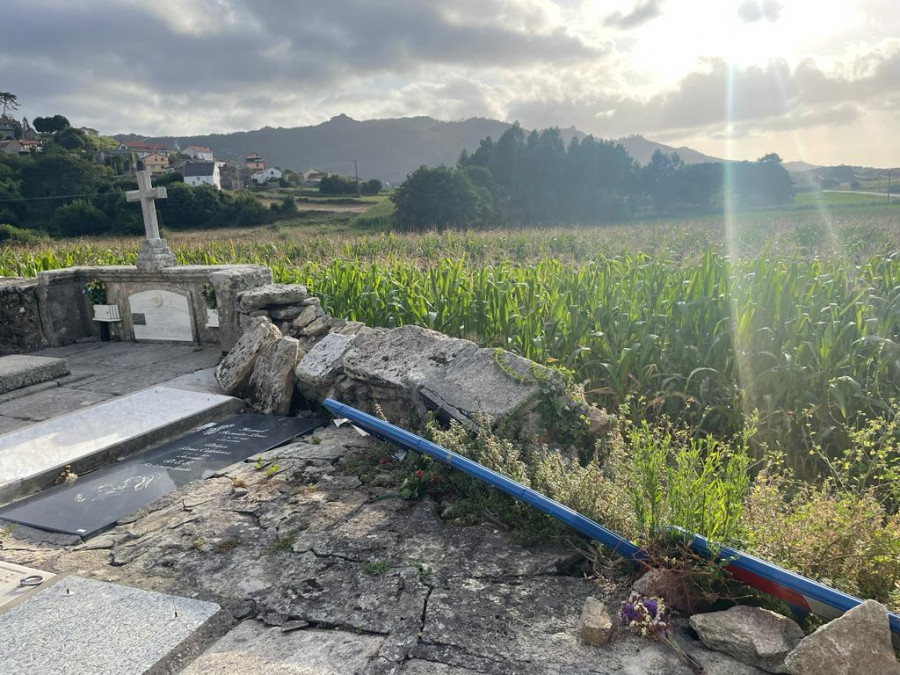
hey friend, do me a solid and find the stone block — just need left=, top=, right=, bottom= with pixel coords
left=784, top=600, right=900, bottom=675
left=209, top=265, right=273, bottom=351
left=690, top=605, right=803, bottom=673
left=0, top=576, right=226, bottom=675
left=292, top=303, right=324, bottom=330
left=215, top=316, right=281, bottom=395
left=0, top=355, right=69, bottom=395
left=295, top=332, right=357, bottom=400
left=247, top=337, right=302, bottom=416
left=300, top=315, right=331, bottom=336
left=579, top=596, right=615, bottom=646
left=237, top=284, right=308, bottom=312
left=181, top=620, right=384, bottom=675
left=0, top=279, right=46, bottom=356
left=268, top=305, right=303, bottom=321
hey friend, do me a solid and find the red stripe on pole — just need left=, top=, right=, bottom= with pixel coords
left=727, top=564, right=812, bottom=611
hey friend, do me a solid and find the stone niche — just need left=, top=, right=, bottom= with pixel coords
left=22, top=264, right=272, bottom=350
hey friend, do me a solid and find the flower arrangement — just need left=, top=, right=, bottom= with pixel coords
left=621, top=592, right=704, bottom=673
left=84, top=279, right=106, bottom=305
left=201, top=283, right=217, bottom=309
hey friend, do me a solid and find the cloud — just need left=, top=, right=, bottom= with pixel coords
left=737, top=0, right=783, bottom=23
left=603, top=0, right=665, bottom=30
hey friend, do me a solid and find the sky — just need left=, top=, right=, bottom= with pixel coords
left=2, top=0, right=898, bottom=166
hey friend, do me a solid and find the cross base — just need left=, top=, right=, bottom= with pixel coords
left=135, top=238, right=177, bottom=271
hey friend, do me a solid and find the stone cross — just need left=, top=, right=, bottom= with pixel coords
left=126, top=170, right=167, bottom=240
left=127, top=169, right=177, bottom=270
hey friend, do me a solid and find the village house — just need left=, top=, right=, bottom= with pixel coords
left=184, top=145, right=214, bottom=161
left=252, top=167, right=282, bottom=185
left=244, top=153, right=265, bottom=171
left=220, top=159, right=250, bottom=190
left=117, top=141, right=169, bottom=159
left=301, top=168, right=326, bottom=185
left=0, top=116, right=17, bottom=140
left=0, top=139, right=42, bottom=156
left=183, top=161, right=221, bottom=189
left=142, top=152, right=169, bottom=174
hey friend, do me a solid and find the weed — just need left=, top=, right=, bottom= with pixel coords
left=265, top=463, right=281, bottom=479
left=268, top=530, right=297, bottom=553
left=364, top=560, right=391, bottom=575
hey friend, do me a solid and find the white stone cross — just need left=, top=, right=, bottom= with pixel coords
left=126, top=170, right=167, bottom=240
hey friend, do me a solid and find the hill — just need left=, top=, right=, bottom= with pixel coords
left=116, top=115, right=720, bottom=183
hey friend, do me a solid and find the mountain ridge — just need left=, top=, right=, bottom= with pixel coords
left=115, top=115, right=724, bottom=183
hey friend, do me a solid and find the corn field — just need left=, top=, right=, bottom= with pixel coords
left=2, top=213, right=899, bottom=470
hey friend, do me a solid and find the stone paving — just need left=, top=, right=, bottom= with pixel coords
left=0, top=342, right=223, bottom=434
left=0, top=422, right=763, bottom=674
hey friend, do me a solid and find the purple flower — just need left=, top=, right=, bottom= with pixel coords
left=621, top=602, right=642, bottom=623
left=643, top=599, right=659, bottom=619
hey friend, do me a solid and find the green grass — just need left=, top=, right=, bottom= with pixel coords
left=795, top=191, right=898, bottom=206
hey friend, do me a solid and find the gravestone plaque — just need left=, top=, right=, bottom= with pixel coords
left=0, top=414, right=323, bottom=537
left=129, top=289, right=193, bottom=341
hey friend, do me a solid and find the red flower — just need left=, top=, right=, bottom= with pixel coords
left=414, top=470, right=424, bottom=478
left=378, top=458, right=389, bottom=465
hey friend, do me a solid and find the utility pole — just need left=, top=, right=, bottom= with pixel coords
left=354, top=159, right=360, bottom=197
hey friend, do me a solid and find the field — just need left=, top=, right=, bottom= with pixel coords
left=4, top=201, right=900, bottom=607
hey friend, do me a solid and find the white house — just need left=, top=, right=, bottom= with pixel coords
left=252, top=167, right=283, bottom=184
left=184, top=145, right=214, bottom=161
left=183, top=161, right=221, bottom=189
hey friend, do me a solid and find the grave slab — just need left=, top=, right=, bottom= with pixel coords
left=0, top=386, right=243, bottom=503
left=0, top=414, right=324, bottom=537
left=0, top=575, right=225, bottom=675
left=0, top=386, right=112, bottom=421
left=0, top=560, right=57, bottom=612
left=0, top=355, right=69, bottom=395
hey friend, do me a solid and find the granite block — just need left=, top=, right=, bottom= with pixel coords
left=0, top=355, right=69, bottom=395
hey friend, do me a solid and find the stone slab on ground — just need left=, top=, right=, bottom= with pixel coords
left=0, top=355, right=69, bottom=395
left=0, top=385, right=112, bottom=422
left=0, top=385, right=243, bottom=504
left=0, top=416, right=27, bottom=434
left=0, top=560, right=56, bottom=611
left=181, top=619, right=384, bottom=674
left=0, top=575, right=226, bottom=675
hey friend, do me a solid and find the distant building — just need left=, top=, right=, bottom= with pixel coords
left=245, top=154, right=265, bottom=171
left=301, top=169, right=325, bottom=185
left=252, top=167, right=283, bottom=184
left=143, top=152, right=169, bottom=174
left=118, top=141, right=169, bottom=158
left=220, top=160, right=250, bottom=190
left=184, top=145, right=214, bottom=161
left=0, top=116, right=16, bottom=140
left=1, top=139, right=41, bottom=155
left=183, top=161, right=221, bottom=189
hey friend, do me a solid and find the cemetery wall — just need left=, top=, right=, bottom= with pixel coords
left=0, top=278, right=47, bottom=355
left=0, top=264, right=271, bottom=352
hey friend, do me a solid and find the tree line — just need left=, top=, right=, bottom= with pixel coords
left=391, top=123, right=794, bottom=230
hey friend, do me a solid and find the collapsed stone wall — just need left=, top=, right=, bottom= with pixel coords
left=219, top=283, right=608, bottom=440
left=0, top=278, right=48, bottom=355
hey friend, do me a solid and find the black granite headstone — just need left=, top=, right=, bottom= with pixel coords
left=0, top=414, right=323, bottom=537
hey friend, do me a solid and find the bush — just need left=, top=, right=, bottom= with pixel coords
left=52, top=199, right=109, bottom=236
left=0, top=223, right=43, bottom=244
left=361, top=178, right=382, bottom=196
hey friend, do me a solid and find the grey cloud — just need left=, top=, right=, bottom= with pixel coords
left=737, top=0, right=783, bottom=23
left=603, top=0, right=665, bottom=30
left=508, top=50, right=897, bottom=138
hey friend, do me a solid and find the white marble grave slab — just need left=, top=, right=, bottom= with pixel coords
left=0, top=560, right=56, bottom=611
left=129, top=289, right=193, bottom=342
left=0, top=575, right=221, bottom=674
left=0, top=386, right=239, bottom=499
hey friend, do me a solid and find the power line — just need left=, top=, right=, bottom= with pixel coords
left=0, top=191, right=125, bottom=204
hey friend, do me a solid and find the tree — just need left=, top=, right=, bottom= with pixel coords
left=54, top=127, right=87, bottom=151
left=52, top=199, right=109, bottom=236
left=0, top=92, right=19, bottom=117
left=391, top=166, right=481, bottom=231
left=361, top=178, right=382, bottom=195
left=33, top=115, right=71, bottom=133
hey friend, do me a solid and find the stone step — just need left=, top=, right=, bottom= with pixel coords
left=0, top=355, right=69, bottom=395
left=0, top=575, right=227, bottom=675
left=0, top=385, right=243, bottom=505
